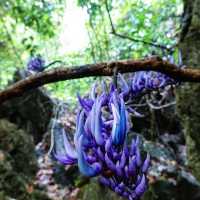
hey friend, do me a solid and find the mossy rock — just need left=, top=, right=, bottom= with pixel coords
left=0, top=70, right=54, bottom=144
left=78, top=179, right=124, bottom=200
left=177, top=83, right=200, bottom=180
left=0, top=119, right=50, bottom=200
left=0, top=119, right=37, bottom=176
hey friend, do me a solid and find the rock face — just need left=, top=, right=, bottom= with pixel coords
left=0, top=70, right=54, bottom=143
left=0, top=119, right=50, bottom=200
left=143, top=140, right=200, bottom=200
left=177, top=0, right=200, bottom=180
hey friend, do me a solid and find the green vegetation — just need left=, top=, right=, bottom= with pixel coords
left=0, top=0, right=183, bottom=105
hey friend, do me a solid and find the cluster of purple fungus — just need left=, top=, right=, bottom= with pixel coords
left=51, top=71, right=176, bottom=199
left=27, top=55, right=45, bottom=72
left=131, top=71, right=175, bottom=96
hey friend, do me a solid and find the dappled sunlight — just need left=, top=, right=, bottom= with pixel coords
left=59, top=0, right=89, bottom=54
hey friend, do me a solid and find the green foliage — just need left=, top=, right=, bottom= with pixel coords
left=0, top=0, right=183, bottom=105
left=0, top=119, right=50, bottom=200
left=49, top=0, right=182, bottom=104
left=79, top=0, right=182, bottom=60
left=0, top=0, right=64, bottom=88
left=0, top=0, right=63, bottom=37
left=45, top=51, right=96, bottom=107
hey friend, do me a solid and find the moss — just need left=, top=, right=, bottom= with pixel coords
left=177, top=84, right=200, bottom=180
left=178, top=0, right=200, bottom=181
left=0, top=119, right=37, bottom=176
left=78, top=179, right=124, bottom=200
left=0, top=119, right=50, bottom=200
left=142, top=180, right=176, bottom=200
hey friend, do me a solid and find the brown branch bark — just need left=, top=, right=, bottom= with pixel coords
left=0, top=56, right=200, bottom=104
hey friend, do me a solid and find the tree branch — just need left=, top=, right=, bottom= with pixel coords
left=0, top=56, right=200, bottom=104
left=104, top=0, right=173, bottom=52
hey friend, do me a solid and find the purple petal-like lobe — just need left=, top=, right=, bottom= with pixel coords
left=99, top=176, right=110, bottom=187
left=116, top=161, right=123, bottom=176
left=105, top=153, right=116, bottom=171
left=77, top=94, right=93, bottom=112
left=97, top=147, right=105, bottom=161
left=142, top=153, right=150, bottom=173
left=136, top=147, right=142, bottom=167
left=105, top=137, right=112, bottom=152
left=62, top=129, right=77, bottom=159
left=120, top=150, right=126, bottom=168
left=94, top=96, right=104, bottom=145
left=135, top=174, right=146, bottom=197
left=77, top=135, right=102, bottom=177
left=54, top=153, right=76, bottom=165
left=90, top=82, right=97, bottom=100
left=111, top=103, right=121, bottom=145
left=74, top=110, right=85, bottom=147
left=128, top=156, right=137, bottom=176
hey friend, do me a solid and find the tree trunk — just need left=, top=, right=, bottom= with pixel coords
left=177, top=0, right=200, bottom=180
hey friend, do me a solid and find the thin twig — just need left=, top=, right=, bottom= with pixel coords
left=104, top=0, right=173, bottom=52
left=147, top=100, right=176, bottom=110
left=45, top=60, right=64, bottom=68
